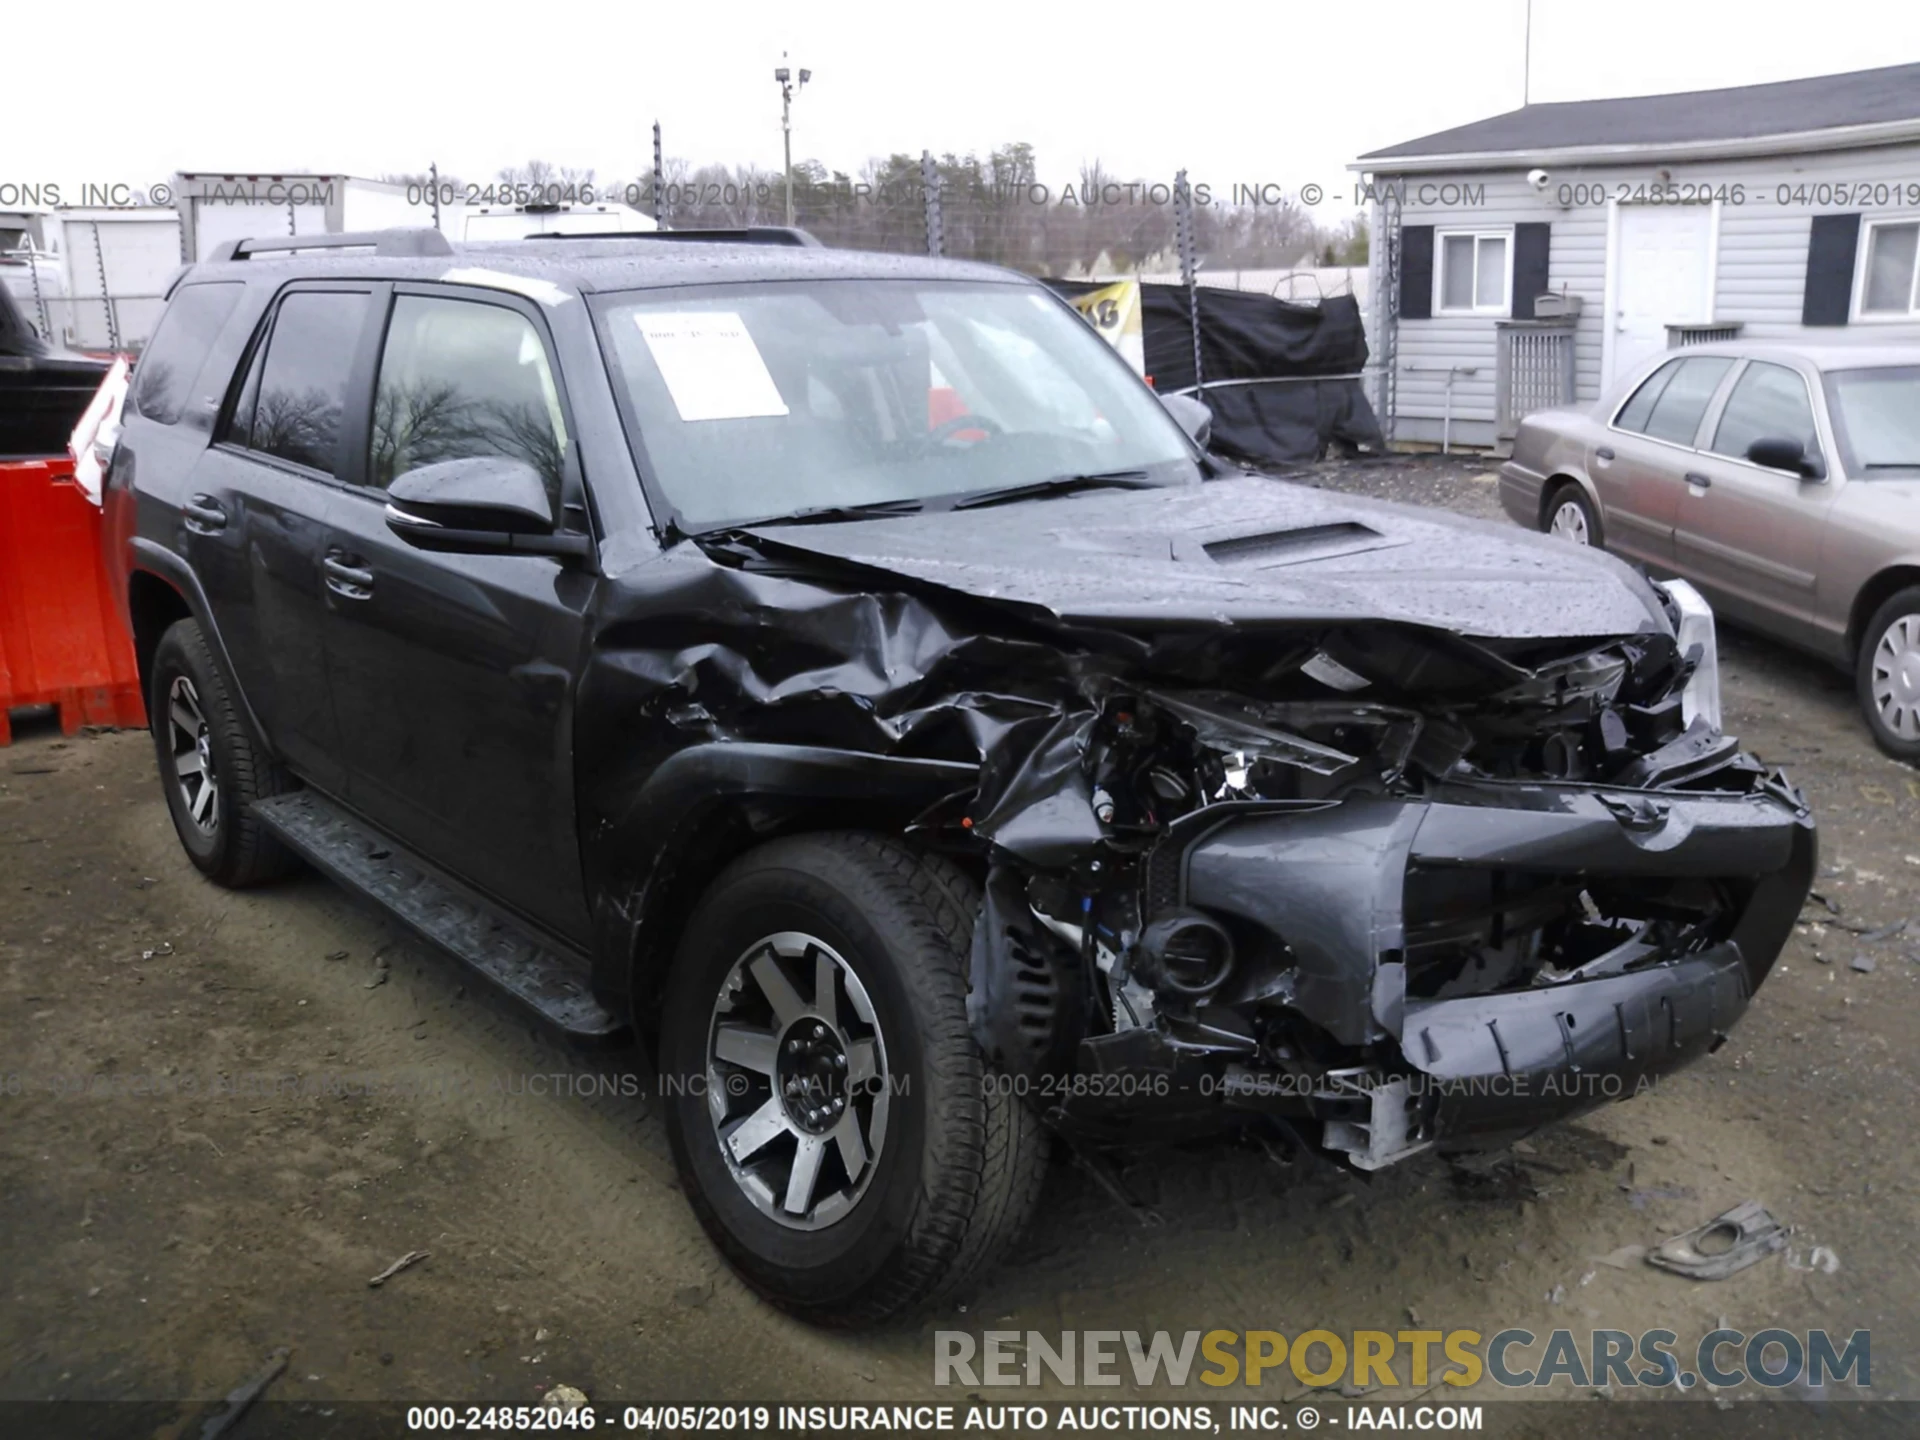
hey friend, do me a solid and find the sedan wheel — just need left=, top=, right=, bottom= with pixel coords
left=1858, top=588, right=1920, bottom=762
left=1869, top=613, right=1920, bottom=742
left=706, top=931, right=889, bottom=1230
left=1548, top=494, right=1594, bottom=545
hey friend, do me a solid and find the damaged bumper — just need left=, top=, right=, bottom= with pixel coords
left=1056, top=773, right=1815, bottom=1165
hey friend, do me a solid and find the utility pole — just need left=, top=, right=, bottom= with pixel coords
left=775, top=57, right=811, bottom=228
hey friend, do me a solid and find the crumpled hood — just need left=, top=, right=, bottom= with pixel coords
left=746, top=475, right=1667, bottom=641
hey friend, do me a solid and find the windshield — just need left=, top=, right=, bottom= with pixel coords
left=597, top=279, right=1199, bottom=530
left=1824, top=366, right=1920, bottom=477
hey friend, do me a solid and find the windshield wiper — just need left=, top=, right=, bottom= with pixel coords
left=951, top=470, right=1157, bottom=510
left=1862, top=462, right=1920, bottom=470
left=732, top=497, right=928, bottom=528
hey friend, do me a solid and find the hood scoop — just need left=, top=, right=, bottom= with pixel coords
left=1203, top=520, right=1392, bottom=569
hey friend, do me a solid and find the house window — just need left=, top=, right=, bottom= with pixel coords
left=1436, top=230, right=1511, bottom=314
left=1859, top=219, right=1920, bottom=318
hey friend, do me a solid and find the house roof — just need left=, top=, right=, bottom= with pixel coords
left=1359, top=61, right=1920, bottom=165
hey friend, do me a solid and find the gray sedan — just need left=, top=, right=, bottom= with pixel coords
left=1500, top=344, right=1920, bottom=760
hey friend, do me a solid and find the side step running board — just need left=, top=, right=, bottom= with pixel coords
left=252, top=792, right=626, bottom=1044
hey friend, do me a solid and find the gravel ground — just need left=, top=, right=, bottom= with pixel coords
left=3, top=460, right=1917, bottom=1433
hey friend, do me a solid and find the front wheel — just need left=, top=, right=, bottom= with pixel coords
left=1858, top=587, right=1920, bottom=762
left=1544, top=482, right=1602, bottom=547
left=659, top=833, right=1047, bottom=1327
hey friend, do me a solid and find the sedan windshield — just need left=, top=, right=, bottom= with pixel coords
left=1824, top=366, right=1920, bottom=477
left=597, top=279, right=1199, bottom=530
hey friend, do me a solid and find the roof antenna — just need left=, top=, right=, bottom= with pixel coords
left=1523, top=0, right=1533, bottom=106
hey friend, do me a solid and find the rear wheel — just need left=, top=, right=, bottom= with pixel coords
left=659, top=832, right=1047, bottom=1326
left=1858, top=587, right=1920, bottom=761
left=1544, top=482, right=1601, bottom=547
left=149, top=618, right=299, bottom=886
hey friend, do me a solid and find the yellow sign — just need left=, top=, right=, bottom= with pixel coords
left=1070, top=280, right=1145, bottom=377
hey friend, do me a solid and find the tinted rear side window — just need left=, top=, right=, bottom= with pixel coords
left=1642, top=356, right=1733, bottom=446
left=132, top=283, right=244, bottom=425
left=1614, top=359, right=1681, bottom=433
left=245, top=292, right=371, bottom=475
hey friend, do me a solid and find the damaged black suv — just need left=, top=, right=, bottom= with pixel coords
left=107, top=227, right=1815, bottom=1325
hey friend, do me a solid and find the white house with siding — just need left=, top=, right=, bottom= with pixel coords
left=1353, top=61, right=1920, bottom=451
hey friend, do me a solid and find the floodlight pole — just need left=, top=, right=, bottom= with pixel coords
left=776, top=59, right=810, bottom=228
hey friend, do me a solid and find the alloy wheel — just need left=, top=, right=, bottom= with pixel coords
left=705, top=931, right=890, bottom=1230
left=167, top=675, right=219, bottom=834
left=1870, top=612, right=1920, bottom=742
left=1549, top=499, right=1591, bottom=544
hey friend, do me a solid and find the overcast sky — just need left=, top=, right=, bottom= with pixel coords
left=17, top=0, right=1920, bottom=219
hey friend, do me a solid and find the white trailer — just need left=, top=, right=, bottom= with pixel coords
left=454, top=201, right=657, bottom=242
left=172, top=173, right=425, bottom=263
left=40, top=207, right=184, bottom=351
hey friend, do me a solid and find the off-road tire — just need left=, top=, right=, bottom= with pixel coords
left=149, top=618, right=300, bottom=887
left=659, top=832, right=1048, bottom=1327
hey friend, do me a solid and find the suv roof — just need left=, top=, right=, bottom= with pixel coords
left=179, top=230, right=1024, bottom=297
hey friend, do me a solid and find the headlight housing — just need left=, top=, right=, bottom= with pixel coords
left=1658, top=579, right=1721, bottom=733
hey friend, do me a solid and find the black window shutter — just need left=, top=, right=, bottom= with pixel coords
left=1512, top=222, right=1551, bottom=318
left=1398, top=226, right=1434, bottom=319
left=1802, top=214, right=1861, bottom=325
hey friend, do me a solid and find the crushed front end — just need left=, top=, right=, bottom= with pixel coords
left=960, top=582, right=1815, bottom=1169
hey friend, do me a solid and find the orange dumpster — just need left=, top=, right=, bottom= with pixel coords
left=0, top=456, right=146, bottom=744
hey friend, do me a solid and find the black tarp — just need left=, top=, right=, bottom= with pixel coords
left=1045, top=279, right=1383, bottom=466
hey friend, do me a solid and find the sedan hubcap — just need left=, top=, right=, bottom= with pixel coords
left=167, top=676, right=219, bottom=834
left=706, top=932, right=888, bottom=1230
left=1870, top=612, right=1920, bottom=741
left=1549, top=499, right=1591, bottom=544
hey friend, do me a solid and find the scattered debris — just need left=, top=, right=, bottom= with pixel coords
left=325, top=950, right=349, bottom=962
left=1070, top=1145, right=1165, bottom=1227
left=140, top=942, right=174, bottom=960
left=673, top=1282, right=713, bottom=1308
left=1627, top=1184, right=1693, bottom=1210
left=198, top=1346, right=290, bottom=1440
left=1850, top=954, right=1877, bottom=974
left=1860, top=919, right=1909, bottom=945
left=1807, top=892, right=1842, bottom=916
left=541, top=1385, right=589, bottom=1415
left=1809, top=1246, right=1840, bottom=1274
left=1646, top=1201, right=1787, bottom=1280
left=1596, top=1244, right=1647, bottom=1269
left=367, top=1250, right=430, bottom=1288
left=364, top=968, right=388, bottom=990
left=1547, top=1284, right=1566, bottom=1304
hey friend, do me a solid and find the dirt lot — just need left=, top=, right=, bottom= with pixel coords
left=4, top=456, right=1918, bottom=1430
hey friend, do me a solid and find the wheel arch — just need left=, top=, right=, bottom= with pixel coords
left=584, top=744, right=982, bottom=1039
left=1846, top=565, right=1920, bottom=661
left=124, top=539, right=276, bottom=758
left=1539, top=472, right=1599, bottom=530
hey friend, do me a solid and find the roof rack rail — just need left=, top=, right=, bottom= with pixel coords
left=532, top=226, right=823, bottom=248
left=209, top=228, right=455, bottom=263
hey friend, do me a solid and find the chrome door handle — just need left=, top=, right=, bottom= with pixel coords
left=183, top=495, right=227, bottom=533
left=1595, top=446, right=1615, bottom=463
left=1684, top=472, right=1712, bottom=489
left=323, top=555, right=375, bottom=598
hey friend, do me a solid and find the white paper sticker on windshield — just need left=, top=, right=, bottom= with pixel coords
left=636, top=311, right=789, bottom=422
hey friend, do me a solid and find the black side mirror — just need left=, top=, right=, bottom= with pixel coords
left=1746, top=435, right=1826, bottom=481
left=1160, top=391, right=1212, bottom=450
left=384, top=456, right=590, bottom=558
